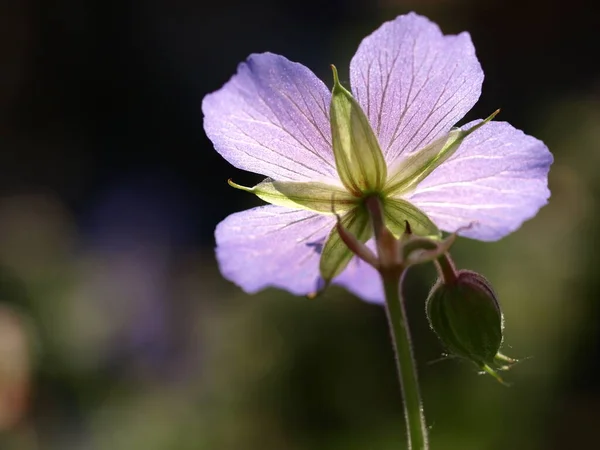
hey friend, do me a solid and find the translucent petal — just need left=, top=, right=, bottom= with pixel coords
left=203, top=53, right=338, bottom=183
left=216, top=206, right=383, bottom=300
left=404, top=121, right=553, bottom=241
left=349, top=13, right=483, bottom=165
left=215, top=205, right=335, bottom=295
left=334, top=240, right=384, bottom=304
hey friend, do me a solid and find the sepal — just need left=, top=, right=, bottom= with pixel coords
left=319, top=206, right=372, bottom=283
left=329, top=65, right=387, bottom=195
left=384, top=110, right=500, bottom=196
left=228, top=178, right=357, bottom=213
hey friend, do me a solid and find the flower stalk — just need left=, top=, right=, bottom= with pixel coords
left=365, top=196, right=429, bottom=449
left=381, top=269, right=429, bottom=450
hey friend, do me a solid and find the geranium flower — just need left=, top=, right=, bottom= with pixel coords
left=202, top=12, right=552, bottom=303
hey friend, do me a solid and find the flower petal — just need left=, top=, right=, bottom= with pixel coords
left=203, top=53, right=338, bottom=182
left=349, top=13, right=483, bottom=164
left=404, top=121, right=553, bottom=241
left=334, top=240, right=384, bottom=304
left=215, top=205, right=335, bottom=295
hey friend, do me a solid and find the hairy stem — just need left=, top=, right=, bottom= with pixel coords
left=364, top=195, right=429, bottom=449
left=381, top=268, right=429, bottom=450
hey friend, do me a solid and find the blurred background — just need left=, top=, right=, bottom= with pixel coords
left=0, top=0, right=598, bottom=449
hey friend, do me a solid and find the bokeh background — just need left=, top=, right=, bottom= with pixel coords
left=0, top=0, right=598, bottom=449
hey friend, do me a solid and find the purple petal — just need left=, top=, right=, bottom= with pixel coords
left=349, top=13, right=483, bottom=165
left=217, top=206, right=386, bottom=302
left=203, top=53, right=338, bottom=183
left=404, top=121, right=553, bottom=241
left=334, top=239, right=384, bottom=304
left=215, top=205, right=335, bottom=295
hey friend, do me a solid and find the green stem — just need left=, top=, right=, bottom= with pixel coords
left=381, top=268, right=429, bottom=450
left=364, top=195, right=428, bottom=448
left=436, top=253, right=458, bottom=285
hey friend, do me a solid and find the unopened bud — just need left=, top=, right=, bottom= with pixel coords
left=426, top=270, right=515, bottom=382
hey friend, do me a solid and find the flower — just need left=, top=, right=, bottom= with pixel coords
left=202, top=13, right=553, bottom=303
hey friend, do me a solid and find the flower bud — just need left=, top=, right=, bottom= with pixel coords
left=426, top=270, right=514, bottom=382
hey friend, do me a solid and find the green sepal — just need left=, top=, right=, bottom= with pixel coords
left=329, top=65, right=387, bottom=195
left=228, top=178, right=358, bottom=213
left=382, top=197, right=441, bottom=239
left=384, top=110, right=500, bottom=196
left=319, top=206, right=372, bottom=283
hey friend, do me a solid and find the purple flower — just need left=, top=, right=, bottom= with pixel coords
left=202, top=13, right=552, bottom=303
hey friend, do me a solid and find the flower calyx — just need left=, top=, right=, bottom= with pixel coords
left=333, top=196, right=463, bottom=276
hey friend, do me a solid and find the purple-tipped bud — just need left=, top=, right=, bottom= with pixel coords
left=426, top=270, right=514, bottom=381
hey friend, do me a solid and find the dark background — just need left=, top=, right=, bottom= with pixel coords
left=0, top=0, right=598, bottom=449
